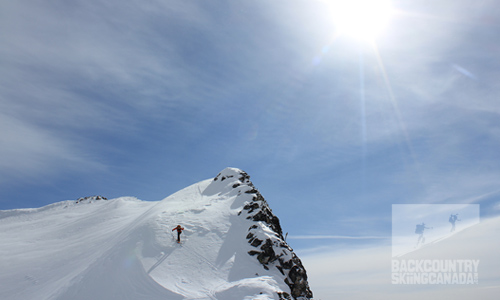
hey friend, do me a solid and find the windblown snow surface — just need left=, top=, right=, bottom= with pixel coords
left=0, top=168, right=303, bottom=300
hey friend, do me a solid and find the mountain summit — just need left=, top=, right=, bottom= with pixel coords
left=0, top=168, right=313, bottom=300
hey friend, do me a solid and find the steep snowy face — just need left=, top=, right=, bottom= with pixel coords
left=211, top=168, right=313, bottom=299
left=0, top=167, right=313, bottom=300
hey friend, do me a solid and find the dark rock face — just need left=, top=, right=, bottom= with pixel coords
left=76, top=195, right=108, bottom=204
left=244, top=190, right=313, bottom=299
left=213, top=168, right=313, bottom=300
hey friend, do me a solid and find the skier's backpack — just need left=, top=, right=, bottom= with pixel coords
left=415, top=225, right=424, bottom=234
left=449, top=216, right=453, bottom=223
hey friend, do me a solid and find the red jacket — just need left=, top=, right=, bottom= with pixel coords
left=172, top=226, right=184, bottom=233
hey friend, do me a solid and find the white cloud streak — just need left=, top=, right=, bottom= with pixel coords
left=289, top=235, right=389, bottom=240
left=0, top=0, right=215, bottom=182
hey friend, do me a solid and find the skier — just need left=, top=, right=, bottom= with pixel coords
left=449, top=214, right=460, bottom=232
left=415, top=222, right=431, bottom=246
left=172, top=225, right=184, bottom=243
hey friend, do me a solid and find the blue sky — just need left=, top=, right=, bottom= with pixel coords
left=2, top=0, right=500, bottom=255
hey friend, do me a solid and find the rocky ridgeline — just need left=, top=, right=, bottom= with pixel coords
left=213, top=168, right=313, bottom=300
left=75, top=195, right=108, bottom=204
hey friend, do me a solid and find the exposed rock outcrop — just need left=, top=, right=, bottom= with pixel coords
left=213, top=168, right=313, bottom=300
left=75, top=195, right=108, bottom=204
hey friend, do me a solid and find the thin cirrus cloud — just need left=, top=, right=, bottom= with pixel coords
left=0, top=1, right=216, bottom=180
left=288, top=235, right=389, bottom=240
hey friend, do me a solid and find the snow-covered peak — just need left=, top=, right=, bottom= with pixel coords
left=202, top=167, right=252, bottom=196
left=215, top=167, right=248, bottom=181
left=0, top=168, right=313, bottom=300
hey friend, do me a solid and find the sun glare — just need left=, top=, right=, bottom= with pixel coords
left=330, top=0, right=394, bottom=41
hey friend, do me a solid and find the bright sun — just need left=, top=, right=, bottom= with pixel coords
left=330, top=0, right=394, bottom=41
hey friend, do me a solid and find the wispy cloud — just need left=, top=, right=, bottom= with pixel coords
left=0, top=113, right=106, bottom=183
left=289, top=235, right=389, bottom=240
left=0, top=0, right=217, bottom=182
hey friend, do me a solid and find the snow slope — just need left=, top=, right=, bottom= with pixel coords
left=0, top=168, right=312, bottom=300
left=302, top=214, right=500, bottom=300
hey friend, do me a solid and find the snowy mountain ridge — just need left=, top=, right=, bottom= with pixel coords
left=0, top=168, right=313, bottom=300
